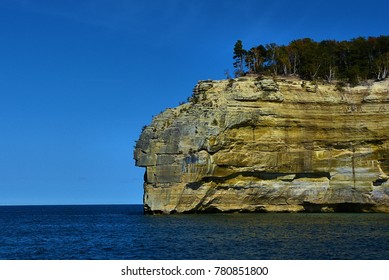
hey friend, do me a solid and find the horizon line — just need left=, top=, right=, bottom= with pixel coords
left=0, top=203, right=143, bottom=207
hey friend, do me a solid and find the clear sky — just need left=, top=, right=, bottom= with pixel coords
left=0, top=0, right=388, bottom=205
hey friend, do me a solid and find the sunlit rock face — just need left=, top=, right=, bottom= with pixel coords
left=134, top=76, right=389, bottom=214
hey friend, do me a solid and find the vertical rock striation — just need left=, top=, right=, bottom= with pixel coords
left=134, top=76, right=389, bottom=213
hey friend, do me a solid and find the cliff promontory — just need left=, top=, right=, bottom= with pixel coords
left=134, top=76, right=389, bottom=214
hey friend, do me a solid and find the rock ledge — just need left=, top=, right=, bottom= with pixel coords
left=134, top=76, right=389, bottom=214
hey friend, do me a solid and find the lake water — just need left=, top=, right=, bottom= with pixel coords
left=0, top=205, right=388, bottom=259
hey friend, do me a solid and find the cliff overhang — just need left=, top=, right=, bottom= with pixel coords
left=134, top=76, right=389, bottom=214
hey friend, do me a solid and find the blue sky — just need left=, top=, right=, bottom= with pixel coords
left=0, top=0, right=388, bottom=205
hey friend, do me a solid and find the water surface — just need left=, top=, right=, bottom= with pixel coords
left=0, top=205, right=387, bottom=259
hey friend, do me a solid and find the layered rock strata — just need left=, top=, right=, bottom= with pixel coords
left=134, top=76, right=389, bottom=214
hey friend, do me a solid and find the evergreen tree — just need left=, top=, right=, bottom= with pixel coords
left=319, top=40, right=338, bottom=82
left=233, top=40, right=246, bottom=77
left=234, top=35, right=389, bottom=83
left=276, top=45, right=292, bottom=75
left=251, top=45, right=267, bottom=73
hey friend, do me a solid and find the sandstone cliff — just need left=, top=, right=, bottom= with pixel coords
left=134, top=76, right=389, bottom=214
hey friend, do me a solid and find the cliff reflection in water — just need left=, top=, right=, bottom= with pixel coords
left=144, top=211, right=389, bottom=259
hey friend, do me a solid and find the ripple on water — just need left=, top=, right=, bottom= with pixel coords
left=0, top=206, right=388, bottom=259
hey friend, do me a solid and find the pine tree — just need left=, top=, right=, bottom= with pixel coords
left=232, top=35, right=389, bottom=83
left=233, top=40, right=246, bottom=77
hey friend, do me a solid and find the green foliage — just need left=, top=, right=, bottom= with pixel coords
left=233, top=36, right=389, bottom=84
left=233, top=40, right=247, bottom=77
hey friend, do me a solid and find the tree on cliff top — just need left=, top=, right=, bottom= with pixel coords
left=233, top=35, right=389, bottom=84
left=233, top=40, right=247, bottom=77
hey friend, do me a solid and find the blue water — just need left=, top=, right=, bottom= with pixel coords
left=0, top=205, right=388, bottom=259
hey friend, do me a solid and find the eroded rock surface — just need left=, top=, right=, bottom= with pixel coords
left=134, top=76, right=389, bottom=214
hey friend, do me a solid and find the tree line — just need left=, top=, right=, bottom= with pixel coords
left=233, top=36, right=389, bottom=84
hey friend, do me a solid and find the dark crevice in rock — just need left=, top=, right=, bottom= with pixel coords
left=181, top=207, right=268, bottom=214
left=363, top=139, right=385, bottom=146
left=294, top=172, right=331, bottom=180
left=188, top=171, right=331, bottom=186
left=186, top=182, right=203, bottom=190
left=215, top=186, right=247, bottom=190
left=143, top=204, right=161, bottom=214
left=302, top=202, right=375, bottom=213
left=228, top=120, right=258, bottom=130
left=184, top=206, right=223, bottom=214
left=373, top=178, right=388, bottom=186
left=327, top=139, right=386, bottom=150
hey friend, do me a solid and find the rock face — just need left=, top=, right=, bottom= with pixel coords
left=134, top=76, right=389, bottom=214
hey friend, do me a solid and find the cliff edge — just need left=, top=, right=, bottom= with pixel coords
left=134, top=76, right=389, bottom=214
